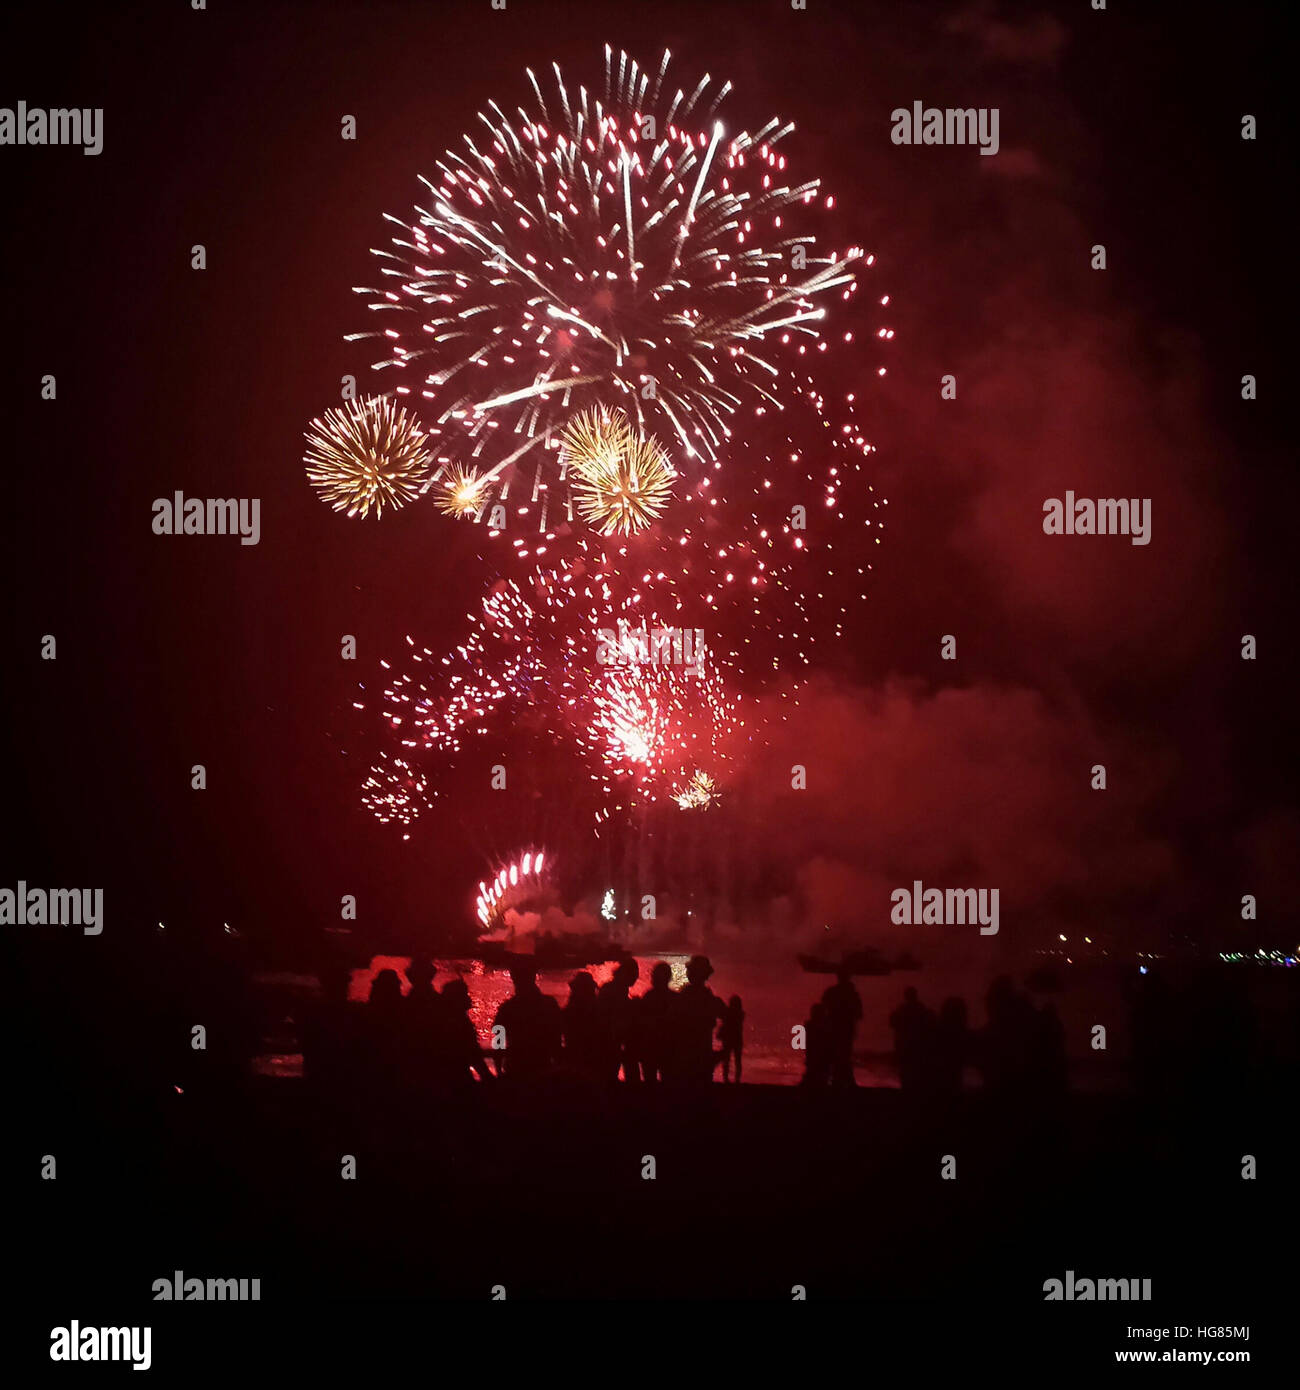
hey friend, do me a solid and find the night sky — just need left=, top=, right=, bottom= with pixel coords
left=3, top=0, right=1294, bottom=961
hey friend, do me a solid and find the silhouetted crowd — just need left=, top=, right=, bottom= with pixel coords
left=882, top=975, right=1066, bottom=1102
left=302, top=956, right=1070, bottom=1097
left=302, top=953, right=748, bottom=1094
left=297, top=950, right=1283, bottom=1103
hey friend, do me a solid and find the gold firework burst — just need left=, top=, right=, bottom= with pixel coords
left=435, top=465, right=490, bottom=519
left=674, top=770, right=719, bottom=810
left=304, top=396, right=431, bottom=519
left=560, top=408, right=677, bottom=536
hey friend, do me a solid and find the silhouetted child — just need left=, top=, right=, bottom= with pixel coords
left=717, top=995, right=745, bottom=1083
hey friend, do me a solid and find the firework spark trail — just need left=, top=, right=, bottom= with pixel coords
left=346, top=48, right=865, bottom=524
left=475, top=847, right=549, bottom=928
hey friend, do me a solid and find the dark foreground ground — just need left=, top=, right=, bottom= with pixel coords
left=6, top=1063, right=1291, bottom=1373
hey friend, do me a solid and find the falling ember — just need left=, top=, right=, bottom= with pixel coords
left=304, top=395, right=432, bottom=519
left=360, top=754, right=430, bottom=829
left=561, top=408, right=677, bottom=536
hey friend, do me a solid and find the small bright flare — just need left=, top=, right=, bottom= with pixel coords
left=436, top=464, right=490, bottom=519
left=674, top=769, right=719, bottom=810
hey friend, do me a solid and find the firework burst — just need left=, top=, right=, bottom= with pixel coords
left=475, top=848, right=551, bottom=929
left=360, top=753, right=431, bottom=837
left=347, top=47, right=862, bottom=527
left=434, top=463, right=491, bottom=518
left=561, top=407, right=677, bottom=535
left=304, top=395, right=432, bottom=518
left=583, top=656, right=735, bottom=806
left=357, top=559, right=742, bottom=818
left=674, top=769, right=719, bottom=810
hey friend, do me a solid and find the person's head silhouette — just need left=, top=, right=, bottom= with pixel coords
left=685, top=954, right=713, bottom=985
left=509, top=960, right=539, bottom=993
left=441, top=977, right=472, bottom=1013
left=568, top=971, right=597, bottom=1002
left=369, top=969, right=402, bottom=1008
left=407, top=956, right=437, bottom=990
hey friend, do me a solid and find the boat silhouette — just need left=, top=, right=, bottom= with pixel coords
left=797, top=948, right=906, bottom=976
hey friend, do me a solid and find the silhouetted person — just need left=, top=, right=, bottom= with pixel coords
left=403, top=956, right=446, bottom=1090
left=675, top=955, right=726, bottom=1084
left=933, top=996, right=969, bottom=1102
left=980, top=976, right=1037, bottom=1097
left=562, top=971, right=603, bottom=1078
left=492, top=961, right=563, bottom=1081
left=1031, top=999, right=1068, bottom=1101
left=438, top=976, right=492, bottom=1084
left=596, top=956, right=641, bottom=1082
left=889, top=986, right=935, bottom=1094
left=637, top=962, right=676, bottom=1082
left=822, top=967, right=863, bottom=1088
left=364, top=968, right=406, bottom=1099
left=718, top=995, right=745, bottom=1083
left=301, top=962, right=358, bottom=1102
left=801, top=1001, right=831, bottom=1087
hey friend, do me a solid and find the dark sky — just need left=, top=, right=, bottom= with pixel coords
left=2, top=0, right=1294, bottom=960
